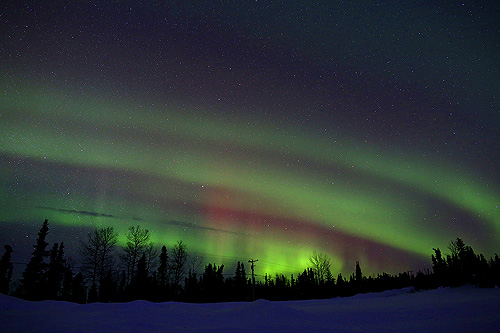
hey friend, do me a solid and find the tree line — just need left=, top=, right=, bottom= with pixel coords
left=1, top=219, right=500, bottom=303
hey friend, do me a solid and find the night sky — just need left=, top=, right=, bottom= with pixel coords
left=1, top=1, right=499, bottom=277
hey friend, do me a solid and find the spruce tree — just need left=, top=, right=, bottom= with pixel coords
left=0, top=245, right=14, bottom=294
left=88, top=283, right=98, bottom=303
left=61, top=265, right=73, bottom=301
left=202, top=263, right=224, bottom=302
left=235, top=261, right=242, bottom=281
left=355, top=261, right=364, bottom=293
left=71, top=272, right=87, bottom=304
left=234, top=261, right=247, bottom=300
left=20, top=219, right=50, bottom=300
left=184, top=270, right=200, bottom=302
left=99, top=270, right=116, bottom=302
left=131, top=253, right=149, bottom=300
left=157, top=245, right=168, bottom=289
left=46, top=242, right=66, bottom=299
left=355, top=261, right=363, bottom=282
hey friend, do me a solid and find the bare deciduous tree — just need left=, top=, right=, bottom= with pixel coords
left=121, top=226, right=151, bottom=283
left=187, top=251, right=204, bottom=274
left=144, top=242, right=158, bottom=274
left=448, top=238, right=466, bottom=258
left=80, top=227, right=118, bottom=287
left=308, top=251, right=332, bottom=285
left=171, top=240, right=187, bottom=293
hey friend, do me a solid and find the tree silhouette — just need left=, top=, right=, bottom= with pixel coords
left=188, top=251, right=204, bottom=275
left=201, top=263, right=224, bottom=302
left=130, top=253, right=149, bottom=300
left=80, top=227, right=118, bottom=288
left=46, top=242, right=66, bottom=299
left=491, top=254, right=500, bottom=287
left=234, top=261, right=247, bottom=300
left=428, top=238, right=495, bottom=288
left=308, top=251, right=332, bottom=285
left=61, top=264, right=73, bottom=301
left=71, top=272, right=87, bottom=304
left=99, top=269, right=117, bottom=302
left=20, top=219, right=50, bottom=300
left=268, top=273, right=290, bottom=300
left=171, top=240, right=187, bottom=296
left=296, top=268, right=316, bottom=299
left=9, top=217, right=500, bottom=303
left=144, top=243, right=158, bottom=274
left=88, top=283, right=98, bottom=303
left=122, top=226, right=151, bottom=284
left=431, top=248, right=445, bottom=272
left=448, top=238, right=466, bottom=257
left=184, top=270, right=200, bottom=302
left=157, top=245, right=169, bottom=289
left=0, top=245, right=14, bottom=294
left=117, top=270, right=127, bottom=300
left=355, top=261, right=363, bottom=282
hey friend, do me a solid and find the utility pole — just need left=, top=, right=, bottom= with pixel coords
left=248, top=259, right=258, bottom=301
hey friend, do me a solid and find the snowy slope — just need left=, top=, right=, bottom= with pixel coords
left=1, top=287, right=499, bottom=332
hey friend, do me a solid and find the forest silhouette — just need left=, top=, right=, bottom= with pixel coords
left=1, top=219, right=499, bottom=303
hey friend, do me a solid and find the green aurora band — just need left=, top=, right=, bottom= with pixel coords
left=1, top=83, right=499, bottom=276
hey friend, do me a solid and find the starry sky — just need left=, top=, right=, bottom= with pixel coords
left=1, top=1, right=499, bottom=277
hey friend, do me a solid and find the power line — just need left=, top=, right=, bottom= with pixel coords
left=202, top=253, right=304, bottom=273
left=257, top=259, right=303, bottom=272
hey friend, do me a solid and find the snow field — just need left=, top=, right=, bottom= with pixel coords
left=1, top=287, right=499, bottom=332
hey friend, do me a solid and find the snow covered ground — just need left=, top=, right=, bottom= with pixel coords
left=1, top=287, right=499, bottom=332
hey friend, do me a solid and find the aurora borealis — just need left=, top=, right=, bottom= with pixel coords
left=1, top=1, right=499, bottom=277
